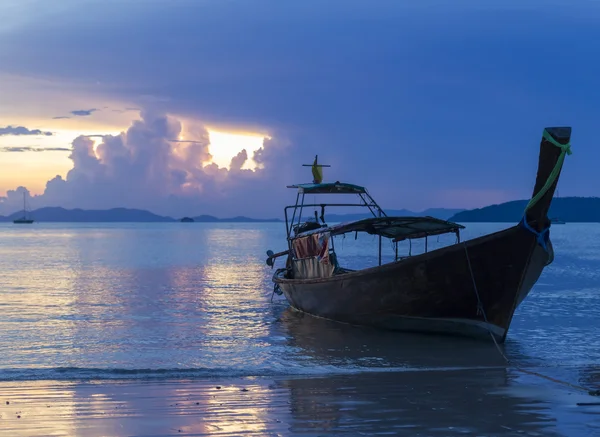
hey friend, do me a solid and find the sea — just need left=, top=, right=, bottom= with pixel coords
left=0, top=222, right=599, bottom=435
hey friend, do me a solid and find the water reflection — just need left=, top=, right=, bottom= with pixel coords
left=0, top=231, right=81, bottom=368
left=3, top=374, right=598, bottom=436
left=0, top=223, right=281, bottom=373
left=278, top=369, right=570, bottom=436
left=0, top=382, right=77, bottom=436
left=2, top=380, right=283, bottom=436
left=278, top=307, right=511, bottom=370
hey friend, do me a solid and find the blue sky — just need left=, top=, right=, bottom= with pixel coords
left=0, top=0, right=597, bottom=217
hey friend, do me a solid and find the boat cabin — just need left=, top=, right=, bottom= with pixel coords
left=276, top=158, right=464, bottom=280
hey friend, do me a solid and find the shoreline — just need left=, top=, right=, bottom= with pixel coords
left=2, top=367, right=599, bottom=436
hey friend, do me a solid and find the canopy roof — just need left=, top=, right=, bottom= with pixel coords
left=287, top=182, right=366, bottom=195
left=295, top=216, right=465, bottom=242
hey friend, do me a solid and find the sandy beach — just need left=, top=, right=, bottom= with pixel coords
left=2, top=367, right=599, bottom=436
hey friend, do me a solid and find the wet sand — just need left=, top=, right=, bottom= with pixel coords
left=2, top=368, right=599, bottom=436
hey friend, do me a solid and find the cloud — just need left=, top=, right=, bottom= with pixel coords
left=70, top=108, right=98, bottom=117
left=0, top=187, right=31, bottom=211
left=0, top=146, right=71, bottom=152
left=0, top=110, right=288, bottom=217
left=0, top=126, right=53, bottom=136
left=229, top=149, right=248, bottom=172
left=52, top=109, right=99, bottom=119
left=111, top=107, right=141, bottom=113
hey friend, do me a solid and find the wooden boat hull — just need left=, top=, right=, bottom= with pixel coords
left=271, top=126, right=571, bottom=343
left=274, top=224, right=553, bottom=343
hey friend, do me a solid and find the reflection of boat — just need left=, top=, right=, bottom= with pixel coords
left=266, top=127, right=573, bottom=343
left=279, top=308, right=510, bottom=369
left=13, top=191, right=34, bottom=224
left=276, top=369, right=563, bottom=436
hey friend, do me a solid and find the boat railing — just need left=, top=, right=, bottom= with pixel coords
left=284, top=202, right=383, bottom=239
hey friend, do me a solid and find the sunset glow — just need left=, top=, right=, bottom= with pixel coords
left=207, top=130, right=266, bottom=170
left=0, top=128, right=124, bottom=196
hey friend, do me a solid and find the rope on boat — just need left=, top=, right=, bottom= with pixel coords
left=524, top=129, right=572, bottom=213
left=463, top=243, right=600, bottom=399
left=463, top=244, right=509, bottom=361
left=519, top=129, right=572, bottom=252
left=519, top=219, right=551, bottom=252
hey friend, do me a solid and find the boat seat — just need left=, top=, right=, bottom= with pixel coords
left=292, top=256, right=335, bottom=279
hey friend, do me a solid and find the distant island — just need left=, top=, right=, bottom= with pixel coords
left=449, top=197, right=600, bottom=222
left=3, top=199, right=598, bottom=223
left=0, top=206, right=464, bottom=223
left=0, top=207, right=282, bottom=223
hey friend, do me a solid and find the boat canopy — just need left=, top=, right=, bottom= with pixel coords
left=295, top=216, right=464, bottom=242
left=286, top=182, right=366, bottom=195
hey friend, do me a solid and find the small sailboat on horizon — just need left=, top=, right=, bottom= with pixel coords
left=13, top=192, right=34, bottom=224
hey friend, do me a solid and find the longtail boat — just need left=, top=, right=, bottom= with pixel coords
left=265, top=127, right=572, bottom=343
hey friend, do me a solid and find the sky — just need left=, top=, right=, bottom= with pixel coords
left=0, top=0, right=598, bottom=218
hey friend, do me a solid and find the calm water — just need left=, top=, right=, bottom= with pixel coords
left=0, top=222, right=599, bottom=387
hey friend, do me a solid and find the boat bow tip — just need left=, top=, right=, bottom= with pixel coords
left=544, top=126, right=571, bottom=141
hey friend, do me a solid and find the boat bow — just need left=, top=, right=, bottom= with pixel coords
left=520, top=127, right=572, bottom=259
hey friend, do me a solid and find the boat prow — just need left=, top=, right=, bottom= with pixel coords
left=267, top=128, right=573, bottom=343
